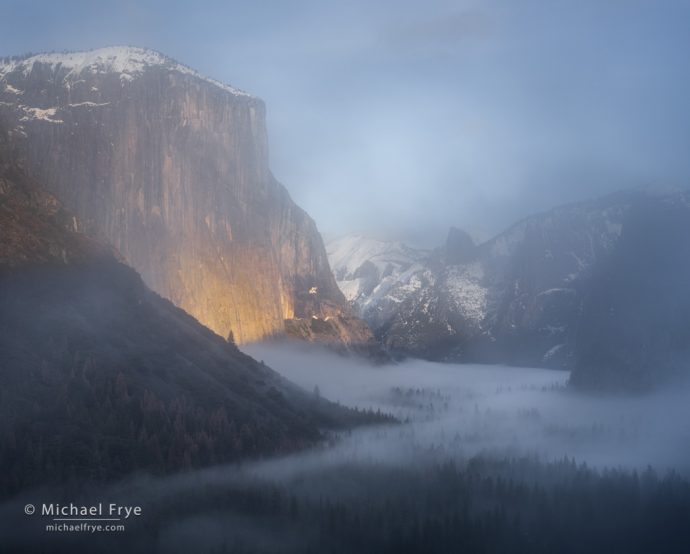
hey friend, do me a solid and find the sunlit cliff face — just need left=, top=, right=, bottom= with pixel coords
left=0, top=48, right=369, bottom=345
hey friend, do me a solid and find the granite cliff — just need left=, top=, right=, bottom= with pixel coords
left=0, top=124, right=381, bottom=495
left=0, top=47, right=372, bottom=346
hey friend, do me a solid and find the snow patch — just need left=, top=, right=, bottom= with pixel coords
left=338, top=278, right=366, bottom=303
left=68, top=101, right=110, bottom=108
left=543, top=343, right=565, bottom=361
left=537, top=288, right=575, bottom=297
left=18, top=106, right=62, bottom=123
left=3, top=83, right=22, bottom=95
left=444, top=262, right=488, bottom=323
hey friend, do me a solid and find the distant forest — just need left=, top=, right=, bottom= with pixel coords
left=18, top=455, right=690, bottom=554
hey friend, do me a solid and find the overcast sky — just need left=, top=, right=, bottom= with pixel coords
left=2, top=0, right=689, bottom=246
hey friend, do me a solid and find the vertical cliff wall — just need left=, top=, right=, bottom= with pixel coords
left=0, top=47, right=372, bottom=345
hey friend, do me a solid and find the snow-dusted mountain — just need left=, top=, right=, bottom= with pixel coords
left=328, top=193, right=634, bottom=369
left=0, top=46, right=376, bottom=349
left=326, top=235, right=431, bottom=325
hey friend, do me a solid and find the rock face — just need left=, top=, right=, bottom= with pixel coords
left=445, top=227, right=477, bottom=265
left=0, top=47, right=372, bottom=346
left=0, top=127, right=376, bottom=495
left=329, top=194, right=632, bottom=368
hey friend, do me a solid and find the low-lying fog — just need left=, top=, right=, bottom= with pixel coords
left=5, top=343, right=690, bottom=553
left=245, top=342, right=690, bottom=475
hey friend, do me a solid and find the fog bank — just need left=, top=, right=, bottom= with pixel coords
left=245, top=342, right=690, bottom=475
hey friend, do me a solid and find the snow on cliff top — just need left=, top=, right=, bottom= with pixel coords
left=0, top=46, right=252, bottom=98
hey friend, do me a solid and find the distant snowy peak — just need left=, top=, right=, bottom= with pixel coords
left=326, top=234, right=429, bottom=306
left=0, top=46, right=252, bottom=97
left=327, top=234, right=429, bottom=280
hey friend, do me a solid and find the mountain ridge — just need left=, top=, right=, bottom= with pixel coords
left=328, top=187, right=690, bottom=388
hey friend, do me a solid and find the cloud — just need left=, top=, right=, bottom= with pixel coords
left=385, top=10, right=493, bottom=50
left=3, top=0, right=690, bottom=247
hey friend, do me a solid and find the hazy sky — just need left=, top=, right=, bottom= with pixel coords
left=2, top=0, right=689, bottom=246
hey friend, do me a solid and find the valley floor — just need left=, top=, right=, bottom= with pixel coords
left=3, top=345, right=690, bottom=553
